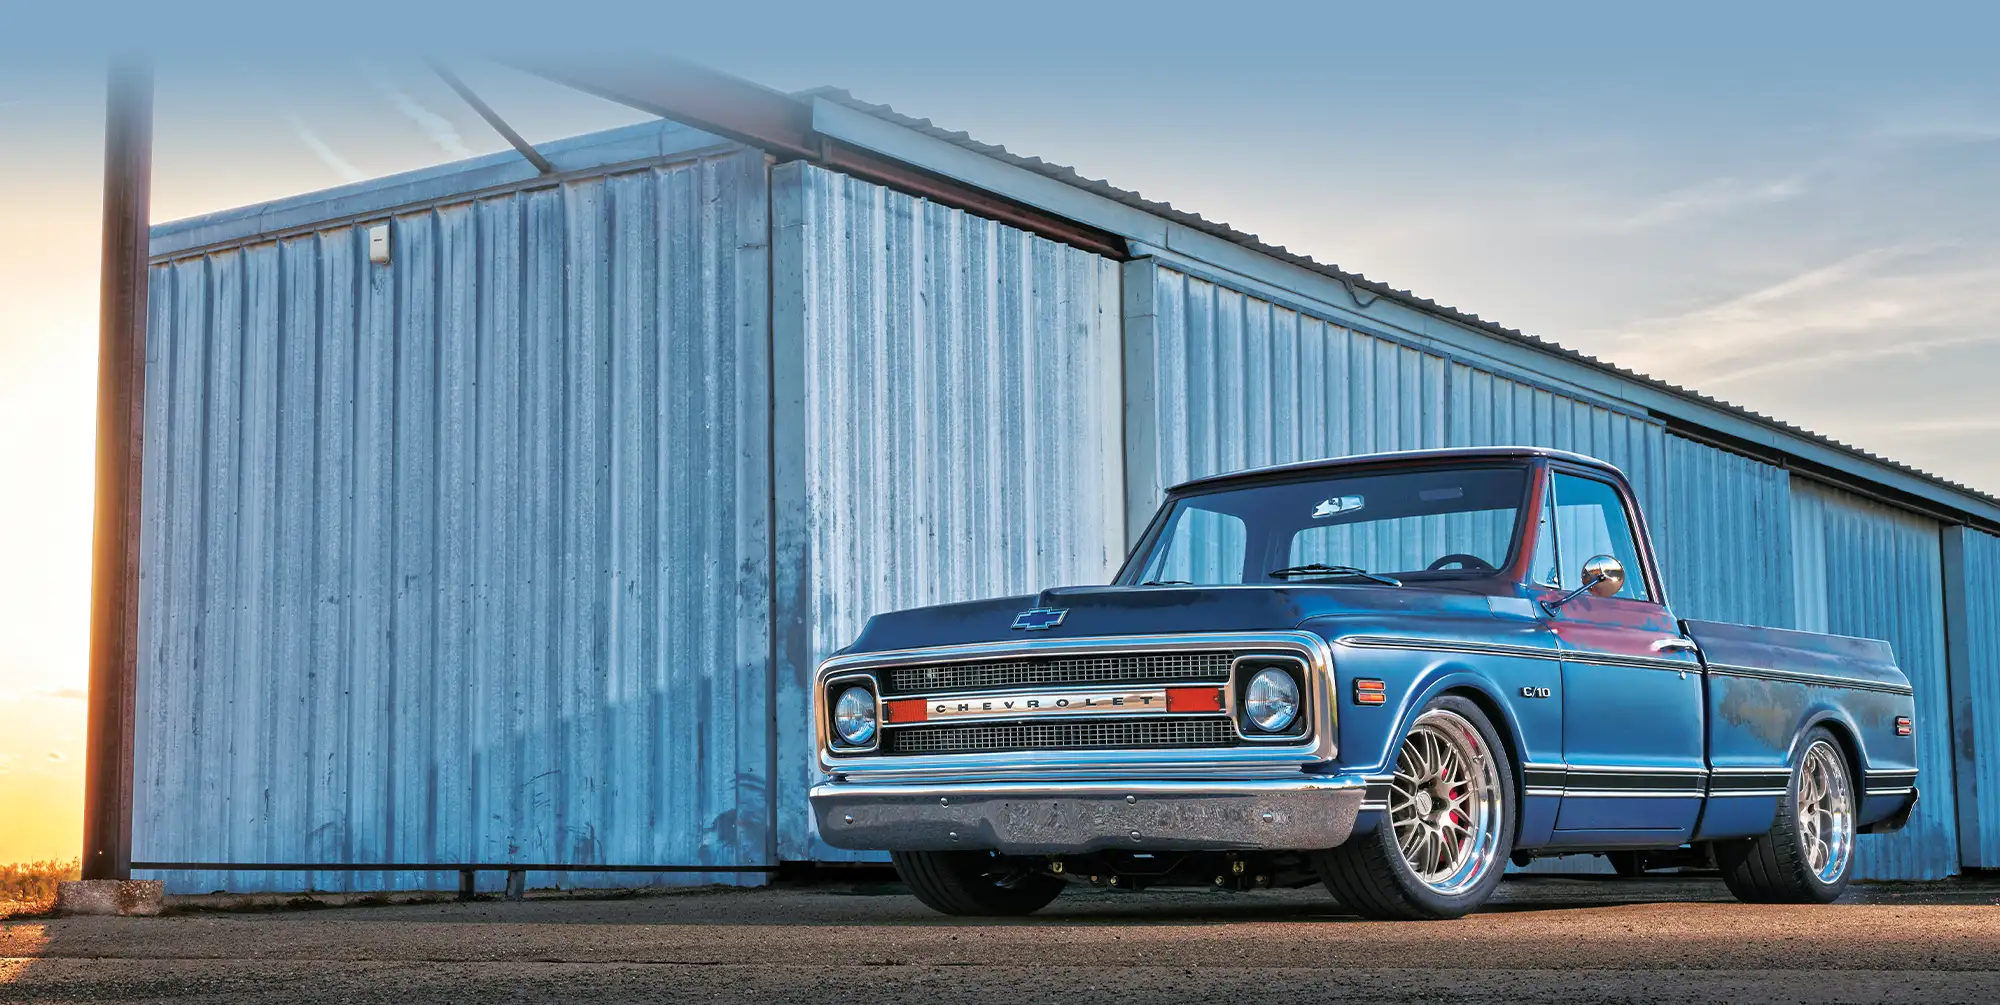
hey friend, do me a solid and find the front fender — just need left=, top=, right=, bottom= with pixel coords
left=1318, top=636, right=1563, bottom=782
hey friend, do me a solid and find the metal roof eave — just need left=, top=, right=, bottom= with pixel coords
left=148, top=118, right=741, bottom=260
left=805, top=97, right=2000, bottom=529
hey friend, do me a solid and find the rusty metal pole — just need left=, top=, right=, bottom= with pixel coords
left=81, top=58, right=152, bottom=882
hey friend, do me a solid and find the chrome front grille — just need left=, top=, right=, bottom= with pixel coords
left=881, top=717, right=1240, bottom=755
left=885, top=651, right=1234, bottom=695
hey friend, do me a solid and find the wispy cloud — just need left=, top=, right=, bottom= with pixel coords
left=1864, top=112, right=2000, bottom=149
left=367, top=70, right=472, bottom=160
left=1883, top=415, right=2000, bottom=435
left=1607, top=175, right=1807, bottom=230
left=45, top=750, right=62, bottom=762
left=35, top=687, right=86, bottom=702
left=286, top=113, right=365, bottom=183
left=1600, top=244, right=2000, bottom=385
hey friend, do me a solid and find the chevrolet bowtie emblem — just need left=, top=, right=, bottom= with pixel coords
left=1011, top=607, right=1068, bottom=631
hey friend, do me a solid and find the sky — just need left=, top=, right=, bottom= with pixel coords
left=2, top=1, right=1997, bottom=862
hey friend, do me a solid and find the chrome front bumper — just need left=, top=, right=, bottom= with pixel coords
left=810, top=776, right=1367, bottom=855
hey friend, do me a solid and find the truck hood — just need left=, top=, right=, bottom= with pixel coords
left=842, top=583, right=1501, bottom=655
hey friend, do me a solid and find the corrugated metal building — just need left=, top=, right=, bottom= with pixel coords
left=132, top=71, right=2000, bottom=892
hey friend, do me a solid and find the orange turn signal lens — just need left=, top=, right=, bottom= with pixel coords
left=1166, top=687, right=1225, bottom=713
left=1353, top=679, right=1387, bottom=705
left=884, top=698, right=928, bottom=724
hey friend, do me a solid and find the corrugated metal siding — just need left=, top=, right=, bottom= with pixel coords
left=1660, top=436, right=1794, bottom=627
left=1790, top=480, right=1957, bottom=879
left=1135, top=266, right=1666, bottom=516
left=772, top=165, right=1125, bottom=860
left=1952, top=528, right=2000, bottom=867
left=1142, top=267, right=1445, bottom=492
left=134, top=148, right=775, bottom=894
left=1444, top=363, right=1668, bottom=528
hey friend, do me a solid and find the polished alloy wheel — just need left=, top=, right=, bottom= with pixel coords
left=1388, top=708, right=1505, bottom=895
left=1797, top=740, right=1855, bottom=883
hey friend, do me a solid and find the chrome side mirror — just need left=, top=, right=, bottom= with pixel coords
left=1541, top=554, right=1626, bottom=615
left=1581, top=554, right=1625, bottom=597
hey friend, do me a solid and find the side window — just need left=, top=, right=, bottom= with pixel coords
left=1551, top=472, right=1651, bottom=602
left=1145, top=505, right=1247, bottom=584
left=1531, top=479, right=1560, bottom=587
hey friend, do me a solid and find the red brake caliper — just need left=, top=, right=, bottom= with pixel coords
left=1447, top=778, right=1467, bottom=854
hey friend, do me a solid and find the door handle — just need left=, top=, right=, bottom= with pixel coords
left=1653, top=637, right=1699, bottom=679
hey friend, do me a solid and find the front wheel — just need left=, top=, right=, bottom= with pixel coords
left=1314, top=695, right=1516, bottom=920
left=890, top=850, right=1065, bottom=917
left=1716, top=729, right=1856, bottom=904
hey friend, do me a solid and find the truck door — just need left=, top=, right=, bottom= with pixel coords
left=1539, top=469, right=1705, bottom=842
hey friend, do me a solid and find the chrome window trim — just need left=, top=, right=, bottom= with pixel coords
left=1546, top=463, right=1665, bottom=605
left=813, top=631, right=1337, bottom=775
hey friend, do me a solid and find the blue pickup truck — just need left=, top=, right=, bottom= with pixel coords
left=810, top=447, right=1920, bottom=919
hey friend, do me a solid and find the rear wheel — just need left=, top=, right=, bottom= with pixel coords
left=890, top=850, right=1065, bottom=917
left=1314, top=695, right=1515, bottom=919
left=1716, top=729, right=1856, bottom=904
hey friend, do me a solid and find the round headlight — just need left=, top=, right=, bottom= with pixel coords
left=833, top=686, right=878, bottom=746
left=1244, top=668, right=1300, bottom=732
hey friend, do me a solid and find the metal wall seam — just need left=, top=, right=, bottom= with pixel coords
left=1789, top=480, right=1958, bottom=879
left=135, top=147, right=775, bottom=894
left=775, top=163, right=1126, bottom=861
left=1661, top=435, right=1794, bottom=627
left=1944, top=527, right=2000, bottom=867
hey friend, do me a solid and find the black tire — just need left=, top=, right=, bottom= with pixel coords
left=1607, top=851, right=1646, bottom=878
left=1314, top=694, right=1517, bottom=920
left=890, top=851, right=1065, bottom=917
left=1716, top=727, right=1856, bottom=904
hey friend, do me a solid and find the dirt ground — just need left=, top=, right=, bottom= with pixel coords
left=3, top=874, right=1998, bottom=1003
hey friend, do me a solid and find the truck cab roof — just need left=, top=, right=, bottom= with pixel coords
left=1168, top=446, right=1631, bottom=495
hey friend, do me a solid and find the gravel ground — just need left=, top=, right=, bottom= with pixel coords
left=3, top=875, right=1998, bottom=1003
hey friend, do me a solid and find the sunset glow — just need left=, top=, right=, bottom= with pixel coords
left=4, top=20, right=1998, bottom=865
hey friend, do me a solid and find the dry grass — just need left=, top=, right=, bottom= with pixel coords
left=0, top=858, right=80, bottom=916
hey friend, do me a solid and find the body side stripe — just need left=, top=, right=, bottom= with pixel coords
left=1705, top=663, right=1914, bottom=695
left=1336, top=636, right=1914, bottom=693
left=1334, top=635, right=1691, bottom=673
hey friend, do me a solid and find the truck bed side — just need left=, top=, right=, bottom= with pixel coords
left=1682, top=619, right=1918, bottom=838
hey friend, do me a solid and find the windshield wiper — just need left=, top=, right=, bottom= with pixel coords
left=1267, top=564, right=1403, bottom=587
left=1139, top=579, right=1193, bottom=586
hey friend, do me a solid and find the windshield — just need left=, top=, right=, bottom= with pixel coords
left=1127, top=465, right=1531, bottom=586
